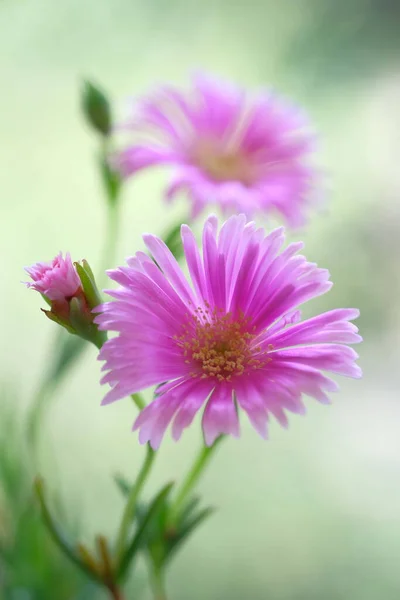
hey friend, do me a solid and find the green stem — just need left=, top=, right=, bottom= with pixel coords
left=150, top=564, right=168, bottom=600
left=168, top=437, right=224, bottom=527
left=131, top=393, right=146, bottom=411
left=115, top=444, right=156, bottom=564
left=99, top=200, right=119, bottom=289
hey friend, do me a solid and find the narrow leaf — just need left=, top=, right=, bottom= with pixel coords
left=165, top=506, right=216, bottom=563
left=162, top=222, right=184, bottom=261
left=34, top=477, right=100, bottom=582
left=114, top=474, right=131, bottom=497
left=118, top=482, right=174, bottom=579
left=178, top=496, right=201, bottom=527
left=74, top=261, right=102, bottom=310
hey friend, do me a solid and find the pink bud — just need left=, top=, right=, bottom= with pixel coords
left=24, top=252, right=81, bottom=302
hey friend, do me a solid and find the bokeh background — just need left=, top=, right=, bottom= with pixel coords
left=1, top=1, right=400, bottom=598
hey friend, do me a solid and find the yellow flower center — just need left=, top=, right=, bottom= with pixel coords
left=193, top=140, right=255, bottom=186
left=175, top=306, right=271, bottom=382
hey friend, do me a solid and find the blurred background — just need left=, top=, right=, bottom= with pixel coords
left=1, top=0, right=400, bottom=598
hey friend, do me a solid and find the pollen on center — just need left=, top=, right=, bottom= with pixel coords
left=174, top=305, right=271, bottom=382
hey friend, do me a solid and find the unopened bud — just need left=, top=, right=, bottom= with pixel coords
left=24, top=253, right=106, bottom=348
left=82, top=80, right=112, bottom=137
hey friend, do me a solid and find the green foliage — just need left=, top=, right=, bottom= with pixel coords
left=0, top=388, right=100, bottom=600
left=118, top=482, right=175, bottom=579
left=115, top=475, right=215, bottom=579
left=163, top=503, right=215, bottom=565
left=74, top=260, right=103, bottom=313
left=162, top=222, right=185, bottom=261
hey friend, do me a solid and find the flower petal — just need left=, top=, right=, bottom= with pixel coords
left=202, top=385, right=239, bottom=446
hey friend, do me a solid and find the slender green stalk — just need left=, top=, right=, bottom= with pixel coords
left=149, top=563, right=168, bottom=600
left=99, top=200, right=120, bottom=288
left=168, top=437, right=224, bottom=527
left=131, top=393, right=146, bottom=411
left=115, top=444, right=157, bottom=564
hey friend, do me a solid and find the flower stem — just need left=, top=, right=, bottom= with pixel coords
left=131, top=392, right=146, bottom=411
left=99, top=200, right=120, bottom=289
left=149, top=562, right=168, bottom=600
left=115, top=444, right=157, bottom=564
left=168, top=437, right=224, bottom=527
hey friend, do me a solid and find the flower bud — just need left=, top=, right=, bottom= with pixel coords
left=82, top=80, right=112, bottom=137
left=25, top=253, right=106, bottom=348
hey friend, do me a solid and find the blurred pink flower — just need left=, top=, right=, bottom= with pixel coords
left=96, top=215, right=361, bottom=449
left=25, top=252, right=81, bottom=301
left=116, top=73, right=318, bottom=227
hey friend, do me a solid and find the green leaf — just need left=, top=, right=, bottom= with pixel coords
left=165, top=505, right=215, bottom=563
left=177, top=496, right=201, bottom=527
left=0, top=389, right=91, bottom=599
left=117, top=482, right=174, bottom=579
left=113, top=474, right=131, bottom=498
left=74, top=261, right=102, bottom=310
left=81, top=80, right=112, bottom=137
left=41, top=309, right=75, bottom=334
left=162, top=222, right=184, bottom=261
left=33, top=478, right=100, bottom=583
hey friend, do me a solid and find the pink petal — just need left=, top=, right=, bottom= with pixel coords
left=202, top=385, right=240, bottom=446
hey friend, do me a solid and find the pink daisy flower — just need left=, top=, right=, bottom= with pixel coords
left=96, top=215, right=361, bottom=449
left=25, top=252, right=81, bottom=301
left=116, top=73, right=318, bottom=227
